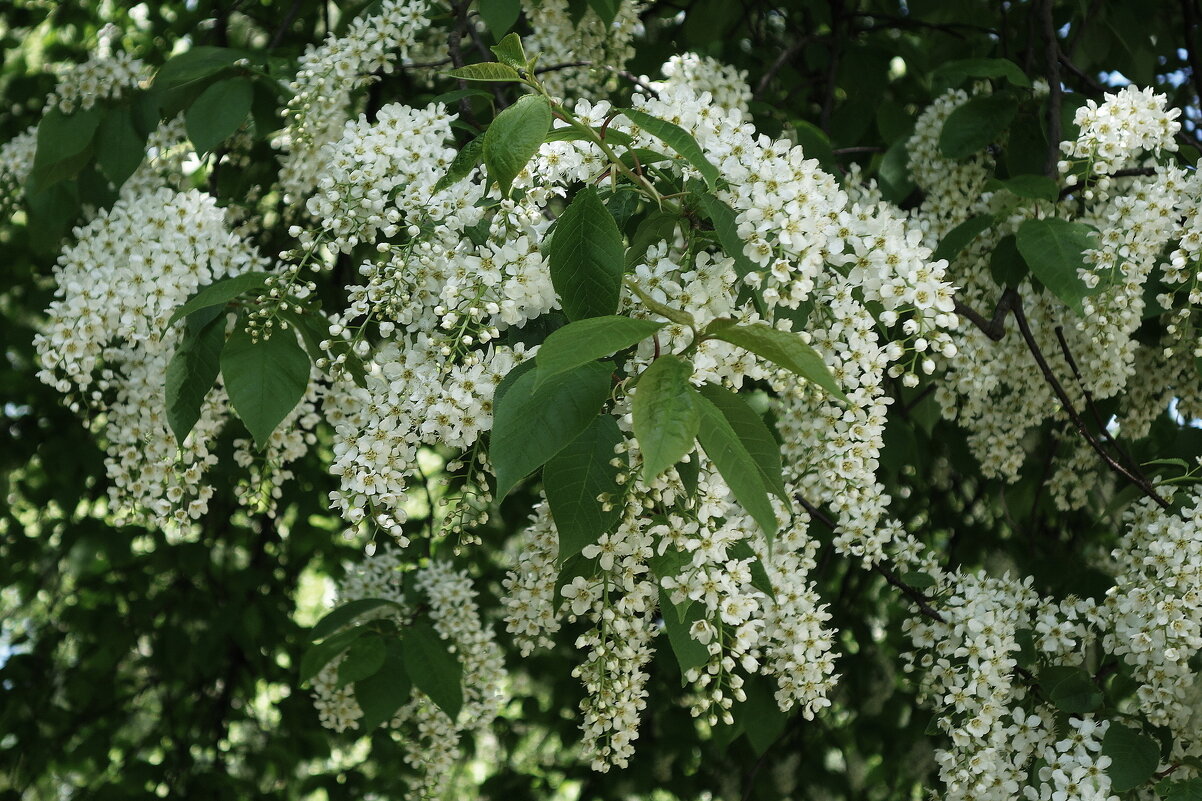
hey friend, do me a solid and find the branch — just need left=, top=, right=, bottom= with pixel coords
left=953, top=288, right=1019, bottom=341
left=1009, top=297, right=1172, bottom=510
left=1181, top=0, right=1202, bottom=111
left=267, top=0, right=304, bottom=49
left=819, top=0, right=843, bottom=132
left=753, top=35, right=811, bottom=101
left=794, top=495, right=946, bottom=623
left=1040, top=0, right=1063, bottom=177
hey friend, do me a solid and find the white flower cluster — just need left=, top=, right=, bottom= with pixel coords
left=311, top=550, right=506, bottom=799
left=1104, top=494, right=1202, bottom=738
left=906, top=88, right=994, bottom=240
left=520, top=0, right=646, bottom=97
left=651, top=53, right=752, bottom=115
left=277, top=0, right=435, bottom=201
left=1060, top=85, right=1181, bottom=177
left=34, top=188, right=273, bottom=527
left=44, top=49, right=148, bottom=113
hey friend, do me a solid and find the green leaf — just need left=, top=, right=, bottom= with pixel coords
left=447, top=62, right=522, bottom=82
left=1015, top=217, right=1096, bottom=315
left=544, top=415, right=624, bottom=563
left=433, top=135, right=483, bottom=193
left=220, top=323, right=310, bottom=448
left=168, top=272, right=271, bottom=325
left=632, top=356, right=700, bottom=481
left=587, top=0, right=619, bottom=25
left=728, top=540, right=775, bottom=599
left=710, top=322, right=847, bottom=402
left=988, top=174, right=1059, bottom=202
left=619, top=107, right=720, bottom=189
left=32, top=107, right=102, bottom=187
left=490, top=360, right=612, bottom=498
left=154, top=46, right=242, bottom=91
left=95, top=108, right=147, bottom=187
left=402, top=621, right=463, bottom=720
left=299, top=626, right=364, bottom=684
left=483, top=93, right=550, bottom=196
left=481, top=1, right=522, bottom=41
left=1102, top=722, right=1160, bottom=793
left=545, top=126, right=633, bottom=147
left=1161, top=779, right=1202, bottom=801
left=626, top=210, right=680, bottom=266
left=989, top=233, right=1028, bottom=287
left=544, top=186, right=625, bottom=320
left=164, top=310, right=226, bottom=446
left=934, top=58, right=1031, bottom=88
left=740, top=674, right=787, bottom=755
left=648, top=546, right=692, bottom=582
left=1043, top=665, right=1103, bottom=714
left=311, top=598, right=400, bottom=642
left=696, top=383, right=786, bottom=501
left=933, top=215, right=992, bottom=262
left=337, top=635, right=386, bottom=687
left=791, top=119, right=839, bottom=175
left=692, top=192, right=758, bottom=278
left=695, top=392, right=778, bottom=541
left=535, top=315, right=665, bottom=388
left=186, top=77, right=253, bottom=154
left=938, top=94, right=1018, bottom=160
left=354, top=640, right=412, bottom=730
left=659, top=588, right=709, bottom=680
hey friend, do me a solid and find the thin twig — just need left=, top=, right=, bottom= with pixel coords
left=1040, top=0, right=1063, bottom=177
left=1181, top=0, right=1202, bottom=110
left=1009, top=297, right=1172, bottom=510
left=753, top=35, right=810, bottom=101
left=953, top=288, right=1019, bottom=342
left=267, top=0, right=304, bottom=49
left=819, top=0, right=843, bottom=133
left=795, top=495, right=946, bottom=623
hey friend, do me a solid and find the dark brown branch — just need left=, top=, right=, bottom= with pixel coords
left=447, top=0, right=479, bottom=128
left=267, top=0, right=303, bottom=49
left=848, top=12, right=994, bottom=36
left=1009, top=297, right=1172, bottom=510
left=1058, top=50, right=1108, bottom=94
left=953, top=288, right=1019, bottom=341
left=1040, top=0, right=1063, bottom=177
left=753, top=36, right=810, bottom=101
left=794, top=495, right=946, bottom=623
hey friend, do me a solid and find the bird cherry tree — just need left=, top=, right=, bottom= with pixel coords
left=5, top=0, right=1202, bottom=798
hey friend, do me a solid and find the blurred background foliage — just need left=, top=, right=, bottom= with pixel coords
left=2, top=0, right=1200, bottom=798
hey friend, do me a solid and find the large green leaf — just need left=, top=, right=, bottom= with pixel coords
left=490, top=360, right=612, bottom=498
left=544, top=415, right=624, bottom=563
left=632, top=356, right=700, bottom=481
left=1161, top=780, right=1202, bottom=801
left=1102, top=722, right=1160, bottom=793
left=185, top=77, right=253, bottom=155
left=354, top=640, right=412, bottom=730
left=220, top=323, right=310, bottom=448
left=1016, top=217, right=1096, bottom=315
left=337, top=634, right=386, bottom=688
left=1042, top=665, right=1102, bottom=714
left=402, top=621, right=463, bottom=720
left=480, top=0, right=522, bottom=39
left=447, top=62, right=522, bottom=82
left=695, top=393, right=778, bottom=541
left=31, top=106, right=102, bottom=187
left=696, top=383, right=786, bottom=501
left=433, top=135, right=483, bottom=193
left=535, top=315, right=664, bottom=388
left=299, top=625, right=365, bottom=685
left=310, top=598, right=401, bottom=642
left=164, top=309, right=226, bottom=446
left=625, top=210, right=680, bottom=267
left=711, top=322, right=847, bottom=402
left=95, top=108, right=147, bottom=187
left=938, top=93, right=1018, bottom=160
left=692, top=192, right=758, bottom=278
left=483, top=93, right=551, bottom=196
left=544, top=186, right=625, bottom=320
left=659, top=588, right=709, bottom=681
left=932, top=215, right=992, bottom=262
left=619, top=107, right=719, bottom=189
left=168, top=272, right=272, bottom=325
left=153, top=46, right=243, bottom=91
left=933, top=58, right=1031, bottom=88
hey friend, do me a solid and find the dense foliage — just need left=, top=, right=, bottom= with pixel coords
left=4, top=1, right=1202, bottom=799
